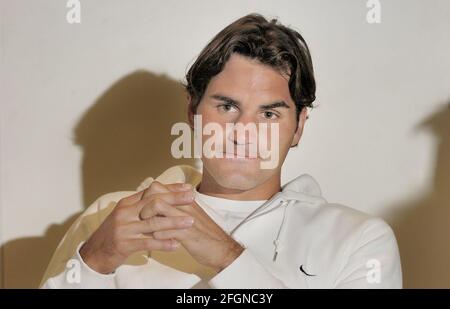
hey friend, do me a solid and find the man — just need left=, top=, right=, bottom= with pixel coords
left=41, top=13, right=402, bottom=288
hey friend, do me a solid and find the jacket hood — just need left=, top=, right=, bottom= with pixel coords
left=229, top=172, right=328, bottom=262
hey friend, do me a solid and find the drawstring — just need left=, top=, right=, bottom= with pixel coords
left=229, top=192, right=283, bottom=236
left=227, top=194, right=297, bottom=263
left=273, top=199, right=294, bottom=262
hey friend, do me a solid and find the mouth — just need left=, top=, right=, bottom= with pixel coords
left=222, top=152, right=259, bottom=160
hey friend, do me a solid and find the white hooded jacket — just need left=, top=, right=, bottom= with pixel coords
left=41, top=165, right=402, bottom=288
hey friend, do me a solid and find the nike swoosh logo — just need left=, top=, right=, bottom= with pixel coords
left=299, top=265, right=316, bottom=277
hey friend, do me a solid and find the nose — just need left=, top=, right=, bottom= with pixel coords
left=226, top=113, right=258, bottom=146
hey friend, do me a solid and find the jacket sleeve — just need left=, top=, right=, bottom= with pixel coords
left=209, top=217, right=402, bottom=289
left=208, top=247, right=289, bottom=289
left=41, top=241, right=116, bottom=288
left=39, top=191, right=132, bottom=288
left=334, top=218, right=403, bottom=288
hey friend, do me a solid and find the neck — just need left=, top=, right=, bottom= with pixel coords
left=197, top=168, right=281, bottom=201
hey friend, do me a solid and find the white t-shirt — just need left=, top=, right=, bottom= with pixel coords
left=194, top=188, right=268, bottom=234
left=191, top=188, right=268, bottom=288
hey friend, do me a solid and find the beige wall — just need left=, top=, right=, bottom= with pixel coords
left=1, top=0, right=449, bottom=288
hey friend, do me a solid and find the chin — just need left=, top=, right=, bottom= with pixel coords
left=216, top=174, right=259, bottom=191
left=203, top=158, right=272, bottom=191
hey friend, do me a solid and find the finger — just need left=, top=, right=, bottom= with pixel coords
left=176, top=202, right=212, bottom=229
left=124, top=216, right=195, bottom=235
left=171, top=208, right=212, bottom=236
left=118, top=189, right=148, bottom=206
left=165, top=182, right=193, bottom=192
left=153, top=228, right=192, bottom=241
left=151, top=191, right=195, bottom=207
left=141, top=181, right=193, bottom=200
left=138, top=191, right=194, bottom=217
left=126, top=237, right=180, bottom=252
left=139, top=197, right=190, bottom=220
left=141, top=180, right=170, bottom=200
left=118, top=182, right=193, bottom=207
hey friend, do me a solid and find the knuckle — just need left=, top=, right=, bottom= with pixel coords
left=111, top=226, right=123, bottom=241
left=177, top=191, right=187, bottom=200
left=152, top=231, right=164, bottom=240
left=149, top=180, right=162, bottom=191
left=152, top=198, right=165, bottom=213
left=174, top=217, right=186, bottom=227
left=115, top=241, right=129, bottom=256
left=139, top=208, right=150, bottom=220
left=141, top=181, right=161, bottom=199
left=156, top=217, right=169, bottom=230
left=161, top=240, right=173, bottom=250
left=116, top=198, right=125, bottom=207
left=118, top=205, right=130, bottom=218
left=111, top=208, right=124, bottom=223
left=111, top=238, right=122, bottom=252
left=143, top=238, right=157, bottom=250
left=151, top=196, right=161, bottom=205
left=145, top=217, right=157, bottom=229
left=117, top=196, right=130, bottom=207
left=180, top=190, right=193, bottom=202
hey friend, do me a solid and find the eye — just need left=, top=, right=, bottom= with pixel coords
left=218, top=103, right=238, bottom=113
left=263, top=111, right=279, bottom=120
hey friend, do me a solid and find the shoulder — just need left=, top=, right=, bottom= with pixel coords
left=83, top=164, right=201, bottom=217
left=316, top=202, right=393, bottom=232
left=297, top=201, right=397, bottom=249
left=312, top=204, right=402, bottom=288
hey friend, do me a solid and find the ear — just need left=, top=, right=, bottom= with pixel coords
left=187, top=94, right=195, bottom=130
left=290, top=107, right=308, bottom=147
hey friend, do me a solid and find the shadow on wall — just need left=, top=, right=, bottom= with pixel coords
left=1, top=71, right=194, bottom=288
left=386, top=101, right=450, bottom=288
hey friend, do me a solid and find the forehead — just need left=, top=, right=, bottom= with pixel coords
left=205, top=53, right=293, bottom=106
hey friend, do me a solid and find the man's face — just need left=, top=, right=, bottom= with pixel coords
left=189, top=53, right=307, bottom=191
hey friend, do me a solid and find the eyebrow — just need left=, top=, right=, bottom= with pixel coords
left=210, top=94, right=290, bottom=110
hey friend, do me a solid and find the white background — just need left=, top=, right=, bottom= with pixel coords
left=1, top=0, right=449, bottom=288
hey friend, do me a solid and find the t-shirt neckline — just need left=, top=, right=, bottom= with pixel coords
left=193, top=187, right=268, bottom=213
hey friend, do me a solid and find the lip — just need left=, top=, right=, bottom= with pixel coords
left=222, top=152, right=258, bottom=160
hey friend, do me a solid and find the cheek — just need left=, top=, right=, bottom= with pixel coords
left=264, top=124, right=295, bottom=165
left=196, top=105, right=223, bottom=125
left=266, top=122, right=294, bottom=149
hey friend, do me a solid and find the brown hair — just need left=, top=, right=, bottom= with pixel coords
left=183, top=13, right=316, bottom=122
